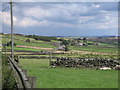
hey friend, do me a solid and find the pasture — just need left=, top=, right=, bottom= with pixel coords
left=2, top=34, right=119, bottom=88
left=2, top=34, right=118, bottom=54
left=69, top=45, right=118, bottom=54
left=19, top=59, right=118, bottom=88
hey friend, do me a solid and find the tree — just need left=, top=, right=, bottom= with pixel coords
left=64, top=46, right=69, bottom=51
left=61, top=40, right=70, bottom=46
left=83, top=37, right=87, bottom=43
left=6, top=41, right=16, bottom=47
left=26, top=39, right=30, bottom=42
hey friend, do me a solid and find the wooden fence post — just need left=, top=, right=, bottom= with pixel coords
left=28, top=76, right=37, bottom=88
left=22, top=70, right=28, bottom=79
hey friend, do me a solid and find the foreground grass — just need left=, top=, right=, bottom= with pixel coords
left=19, top=59, right=118, bottom=88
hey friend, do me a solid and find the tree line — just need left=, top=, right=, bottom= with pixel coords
left=26, top=35, right=57, bottom=42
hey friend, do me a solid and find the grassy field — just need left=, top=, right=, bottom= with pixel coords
left=4, top=47, right=47, bottom=52
left=18, top=54, right=119, bottom=60
left=69, top=45, right=118, bottom=54
left=2, top=34, right=119, bottom=88
left=2, top=35, right=56, bottom=48
left=19, top=59, right=118, bottom=88
left=2, top=34, right=118, bottom=54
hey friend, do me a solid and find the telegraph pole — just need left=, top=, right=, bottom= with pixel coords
left=10, top=0, right=14, bottom=60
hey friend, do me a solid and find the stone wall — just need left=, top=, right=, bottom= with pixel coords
left=51, top=57, right=120, bottom=69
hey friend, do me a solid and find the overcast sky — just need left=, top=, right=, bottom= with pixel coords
left=2, top=2, right=118, bottom=36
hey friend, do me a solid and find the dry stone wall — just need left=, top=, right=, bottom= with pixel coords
left=51, top=57, right=120, bottom=69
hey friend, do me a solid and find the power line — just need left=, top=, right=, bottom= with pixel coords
left=0, top=3, right=9, bottom=15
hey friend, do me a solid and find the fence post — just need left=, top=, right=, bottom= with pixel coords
left=22, top=70, right=28, bottom=79
left=28, top=77, right=37, bottom=88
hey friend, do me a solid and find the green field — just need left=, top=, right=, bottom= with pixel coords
left=19, top=59, right=118, bottom=88
left=2, top=35, right=56, bottom=48
left=2, top=34, right=119, bottom=88
left=4, top=47, right=47, bottom=52
left=69, top=45, right=118, bottom=54
left=18, top=54, right=119, bottom=60
left=2, top=34, right=118, bottom=54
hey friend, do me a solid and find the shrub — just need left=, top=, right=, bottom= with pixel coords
left=6, top=41, right=17, bottom=47
left=2, top=55, right=16, bottom=89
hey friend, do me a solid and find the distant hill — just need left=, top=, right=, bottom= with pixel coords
left=1, top=33, right=119, bottom=38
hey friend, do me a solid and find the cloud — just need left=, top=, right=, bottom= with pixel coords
left=2, top=2, right=118, bottom=32
left=2, top=11, right=73, bottom=28
left=2, top=12, right=17, bottom=25
left=22, top=3, right=90, bottom=20
left=92, top=4, right=100, bottom=8
left=17, top=17, right=40, bottom=27
left=2, top=12, right=39, bottom=27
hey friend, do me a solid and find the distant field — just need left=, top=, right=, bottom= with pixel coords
left=4, top=47, right=45, bottom=52
left=2, top=35, right=56, bottom=48
left=19, top=59, right=118, bottom=88
left=2, top=34, right=118, bottom=54
left=69, top=45, right=118, bottom=54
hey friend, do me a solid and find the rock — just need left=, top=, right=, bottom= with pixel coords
left=113, top=65, right=120, bottom=70
left=50, top=57, right=120, bottom=69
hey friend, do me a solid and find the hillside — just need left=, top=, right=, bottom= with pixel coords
left=2, top=33, right=119, bottom=88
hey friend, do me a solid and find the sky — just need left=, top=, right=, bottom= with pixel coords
left=1, top=2, right=118, bottom=36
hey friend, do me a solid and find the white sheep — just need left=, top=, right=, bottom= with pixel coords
left=99, top=67, right=111, bottom=70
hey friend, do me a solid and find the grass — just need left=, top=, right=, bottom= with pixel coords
left=2, top=34, right=119, bottom=88
left=5, top=47, right=47, bottom=52
left=14, top=40, right=55, bottom=48
left=2, top=35, right=56, bottom=48
left=2, top=34, right=118, bottom=54
left=69, top=45, right=118, bottom=54
left=19, top=59, right=118, bottom=88
left=18, top=53, right=119, bottom=60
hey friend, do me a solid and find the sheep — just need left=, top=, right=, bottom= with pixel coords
left=97, top=67, right=111, bottom=70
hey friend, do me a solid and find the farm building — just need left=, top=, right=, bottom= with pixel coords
left=58, top=45, right=66, bottom=51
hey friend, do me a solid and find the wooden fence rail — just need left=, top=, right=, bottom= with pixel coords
left=8, top=57, right=36, bottom=89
